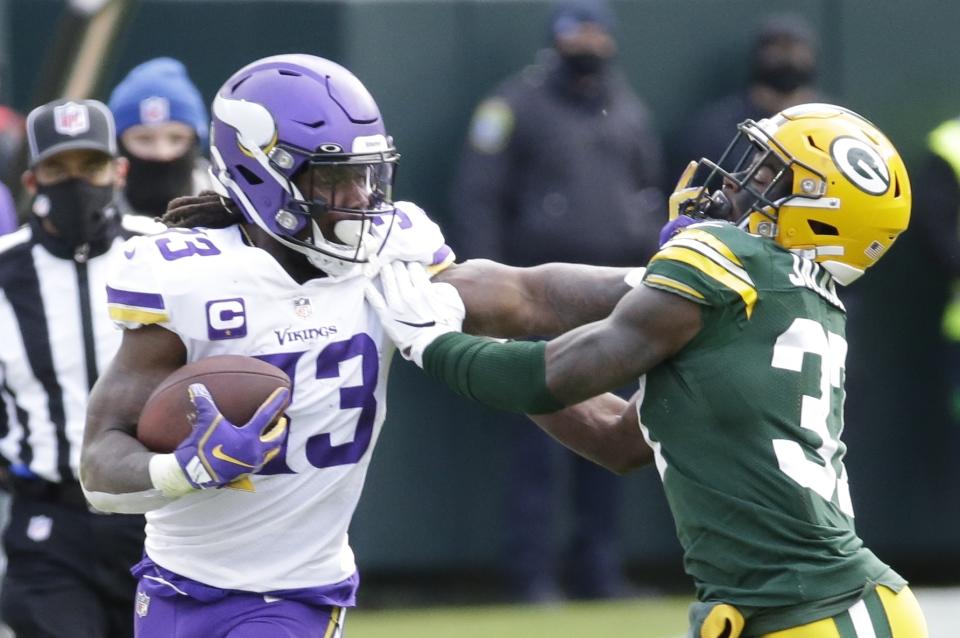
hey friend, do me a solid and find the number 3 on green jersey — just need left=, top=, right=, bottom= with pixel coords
left=772, top=317, right=854, bottom=517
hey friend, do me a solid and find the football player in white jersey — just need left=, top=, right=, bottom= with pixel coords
left=80, top=54, right=637, bottom=637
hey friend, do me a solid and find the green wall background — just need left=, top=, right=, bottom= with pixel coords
left=7, top=0, right=960, bottom=581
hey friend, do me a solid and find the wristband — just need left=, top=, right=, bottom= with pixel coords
left=149, top=453, right=196, bottom=498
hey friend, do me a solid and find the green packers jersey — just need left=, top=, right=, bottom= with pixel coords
left=640, top=221, right=904, bottom=633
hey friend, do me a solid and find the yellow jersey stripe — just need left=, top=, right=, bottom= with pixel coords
left=322, top=607, right=342, bottom=638
left=643, top=273, right=706, bottom=301
left=108, top=306, right=170, bottom=325
left=650, top=246, right=758, bottom=318
left=678, top=228, right=744, bottom=266
left=664, top=237, right=754, bottom=287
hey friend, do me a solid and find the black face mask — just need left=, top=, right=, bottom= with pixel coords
left=122, top=147, right=196, bottom=217
left=752, top=61, right=815, bottom=94
left=32, top=178, right=117, bottom=258
left=560, top=51, right=608, bottom=77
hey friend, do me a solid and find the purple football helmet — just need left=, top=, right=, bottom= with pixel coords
left=209, top=54, right=400, bottom=274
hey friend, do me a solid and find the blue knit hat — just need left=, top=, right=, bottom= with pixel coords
left=549, top=0, right=616, bottom=40
left=108, top=57, right=208, bottom=148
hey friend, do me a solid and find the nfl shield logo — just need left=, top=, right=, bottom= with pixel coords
left=53, top=102, right=90, bottom=137
left=294, top=297, right=313, bottom=319
left=135, top=591, right=150, bottom=617
left=139, top=96, right=170, bottom=125
left=26, top=515, right=53, bottom=542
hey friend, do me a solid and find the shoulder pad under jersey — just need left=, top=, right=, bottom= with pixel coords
left=106, top=226, right=240, bottom=329
left=643, top=221, right=760, bottom=319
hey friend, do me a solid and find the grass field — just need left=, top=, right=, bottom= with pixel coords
left=347, top=588, right=959, bottom=638
left=348, top=597, right=691, bottom=638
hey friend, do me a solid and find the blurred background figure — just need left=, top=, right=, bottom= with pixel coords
left=108, top=57, right=210, bottom=218
left=0, top=106, right=25, bottom=235
left=897, top=114, right=960, bottom=498
left=0, top=184, right=16, bottom=236
left=0, top=105, right=25, bottom=189
left=0, top=99, right=148, bottom=638
left=449, top=0, right=664, bottom=603
left=670, top=13, right=821, bottom=179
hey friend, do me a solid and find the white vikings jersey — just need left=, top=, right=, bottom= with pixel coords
left=105, top=204, right=452, bottom=592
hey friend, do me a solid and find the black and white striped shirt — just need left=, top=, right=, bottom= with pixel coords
left=0, top=215, right=159, bottom=483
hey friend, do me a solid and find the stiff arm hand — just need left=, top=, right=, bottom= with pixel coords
left=149, top=383, right=290, bottom=496
left=364, top=261, right=466, bottom=366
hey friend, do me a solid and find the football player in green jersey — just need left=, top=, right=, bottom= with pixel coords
left=367, top=104, right=929, bottom=637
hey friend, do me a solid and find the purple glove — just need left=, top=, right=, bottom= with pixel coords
left=174, top=383, right=290, bottom=489
left=658, top=215, right=697, bottom=247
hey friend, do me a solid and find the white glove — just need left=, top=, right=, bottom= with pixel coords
left=367, top=202, right=456, bottom=275
left=364, top=261, right=465, bottom=366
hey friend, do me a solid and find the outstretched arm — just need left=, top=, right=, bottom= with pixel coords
left=530, top=391, right=652, bottom=475
left=434, top=259, right=641, bottom=338
left=366, top=267, right=698, bottom=473
left=420, top=284, right=701, bottom=411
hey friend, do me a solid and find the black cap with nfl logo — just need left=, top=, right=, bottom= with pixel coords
left=25, top=99, right=117, bottom=167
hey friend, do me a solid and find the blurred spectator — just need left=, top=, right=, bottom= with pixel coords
left=0, top=183, right=16, bottom=236
left=108, top=57, right=211, bottom=218
left=0, top=106, right=26, bottom=234
left=0, top=106, right=25, bottom=188
left=670, top=13, right=821, bottom=180
left=0, top=99, right=150, bottom=638
left=450, top=0, right=664, bottom=602
left=909, top=116, right=960, bottom=427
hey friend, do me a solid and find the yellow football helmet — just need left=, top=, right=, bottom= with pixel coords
left=675, top=103, right=911, bottom=285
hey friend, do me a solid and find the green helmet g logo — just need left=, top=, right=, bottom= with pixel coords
left=830, top=136, right=891, bottom=195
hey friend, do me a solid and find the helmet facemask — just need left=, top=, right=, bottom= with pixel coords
left=273, top=148, right=400, bottom=272
left=669, top=104, right=911, bottom=286
left=675, top=119, right=822, bottom=233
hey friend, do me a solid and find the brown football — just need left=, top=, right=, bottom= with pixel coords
left=136, top=355, right=292, bottom=453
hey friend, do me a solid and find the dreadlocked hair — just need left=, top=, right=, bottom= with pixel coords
left=161, top=191, right=242, bottom=229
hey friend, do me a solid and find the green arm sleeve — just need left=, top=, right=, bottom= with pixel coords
left=421, top=332, right=565, bottom=415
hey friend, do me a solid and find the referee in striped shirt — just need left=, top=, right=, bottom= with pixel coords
left=0, top=99, right=156, bottom=638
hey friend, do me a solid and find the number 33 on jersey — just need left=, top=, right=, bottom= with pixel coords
left=107, top=224, right=391, bottom=477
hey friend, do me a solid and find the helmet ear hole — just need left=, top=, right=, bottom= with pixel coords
left=808, top=219, right=839, bottom=236
left=235, top=165, right=263, bottom=185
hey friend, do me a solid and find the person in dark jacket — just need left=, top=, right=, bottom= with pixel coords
left=670, top=13, right=821, bottom=181
left=449, top=0, right=664, bottom=602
